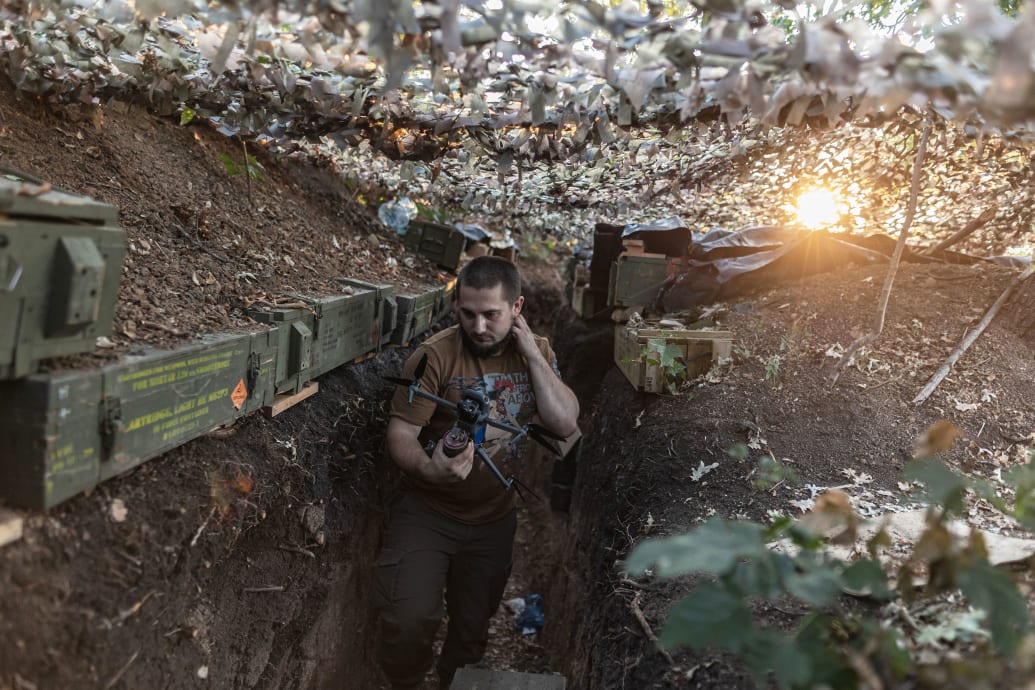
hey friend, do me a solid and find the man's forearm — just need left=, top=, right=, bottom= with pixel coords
left=388, top=423, right=433, bottom=480
left=526, top=354, right=580, bottom=437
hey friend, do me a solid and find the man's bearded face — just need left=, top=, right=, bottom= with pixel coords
left=455, top=284, right=522, bottom=358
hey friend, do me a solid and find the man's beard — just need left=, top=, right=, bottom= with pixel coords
left=461, top=327, right=514, bottom=358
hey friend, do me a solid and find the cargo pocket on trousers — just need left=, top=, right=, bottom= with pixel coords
left=373, top=547, right=405, bottom=611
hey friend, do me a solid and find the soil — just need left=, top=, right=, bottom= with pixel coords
left=2, top=71, right=1035, bottom=690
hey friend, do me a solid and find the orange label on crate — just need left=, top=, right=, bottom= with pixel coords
left=231, top=379, right=248, bottom=409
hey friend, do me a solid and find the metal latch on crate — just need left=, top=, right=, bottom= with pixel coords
left=246, top=351, right=260, bottom=397
left=0, top=235, right=22, bottom=292
left=100, top=396, right=123, bottom=457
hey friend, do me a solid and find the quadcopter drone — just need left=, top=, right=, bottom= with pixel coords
left=385, top=353, right=564, bottom=495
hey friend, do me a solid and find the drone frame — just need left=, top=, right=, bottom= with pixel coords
left=385, top=353, right=564, bottom=494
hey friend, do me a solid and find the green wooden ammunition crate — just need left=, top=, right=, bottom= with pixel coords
left=294, top=291, right=382, bottom=378
left=98, top=334, right=252, bottom=478
left=338, top=278, right=398, bottom=349
left=392, top=288, right=441, bottom=345
left=246, top=305, right=317, bottom=395
left=239, top=327, right=280, bottom=417
left=403, top=220, right=465, bottom=270
left=607, top=255, right=670, bottom=309
left=0, top=370, right=104, bottom=509
left=0, top=174, right=127, bottom=379
left=434, top=280, right=456, bottom=325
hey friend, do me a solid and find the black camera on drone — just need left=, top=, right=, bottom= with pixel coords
left=440, top=387, right=491, bottom=458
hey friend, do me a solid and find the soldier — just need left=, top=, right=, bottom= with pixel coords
left=375, top=256, right=579, bottom=689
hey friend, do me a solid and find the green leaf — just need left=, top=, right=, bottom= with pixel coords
left=726, top=442, right=749, bottom=460
left=179, top=107, right=195, bottom=125
left=729, top=550, right=795, bottom=599
left=795, top=613, right=857, bottom=687
left=840, top=559, right=895, bottom=600
left=218, top=152, right=241, bottom=176
left=904, top=460, right=966, bottom=515
left=743, top=628, right=812, bottom=689
left=784, top=563, right=842, bottom=606
left=658, top=583, right=755, bottom=652
left=1005, top=456, right=1035, bottom=529
left=877, top=625, right=914, bottom=680
left=957, top=559, right=1032, bottom=655
left=660, top=343, right=683, bottom=368
left=626, top=519, right=768, bottom=578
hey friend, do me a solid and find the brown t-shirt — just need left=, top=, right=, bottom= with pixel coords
left=389, top=324, right=560, bottom=524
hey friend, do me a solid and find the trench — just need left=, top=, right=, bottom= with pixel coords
left=223, top=277, right=641, bottom=690
left=1, top=276, right=653, bottom=690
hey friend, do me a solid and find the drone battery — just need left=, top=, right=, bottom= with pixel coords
left=442, top=427, right=470, bottom=457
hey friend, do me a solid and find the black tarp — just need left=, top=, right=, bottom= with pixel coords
left=659, top=226, right=963, bottom=311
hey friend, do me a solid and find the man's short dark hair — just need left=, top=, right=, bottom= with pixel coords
left=457, top=256, right=521, bottom=303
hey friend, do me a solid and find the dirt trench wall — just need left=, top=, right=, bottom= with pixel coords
left=536, top=317, right=658, bottom=689
left=0, top=347, right=412, bottom=690
left=540, top=316, right=757, bottom=690
left=538, top=365, right=668, bottom=690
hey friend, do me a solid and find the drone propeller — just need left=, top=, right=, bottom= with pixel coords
left=381, top=354, right=433, bottom=404
left=528, top=423, right=565, bottom=441
left=527, top=424, right=563, bottom=456
left=412, top=353, right=428, bottom=382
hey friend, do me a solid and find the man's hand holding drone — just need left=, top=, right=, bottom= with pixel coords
left=425, top=436, right=474, bottom=484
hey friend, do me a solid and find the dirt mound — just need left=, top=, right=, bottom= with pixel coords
left=0, top=74, right=447, bottom=362
left=543, top=260, right=1035, bottom=687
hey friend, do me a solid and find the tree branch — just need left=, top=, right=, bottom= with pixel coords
left=830, top=112, right=933, bottom=385
left=913, top=261, right=1034, bottom=404
left=924, top=206, right=998, bottom=256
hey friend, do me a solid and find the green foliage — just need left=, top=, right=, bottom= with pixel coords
left=764, top=353, right=781, bottom=382
left=628, top=516, right=906, bottom=688
left=1005, top=456, right=1035, bottom=530
left=904, top=459, right=967, bottom=516
left=626, top=519, right=770, bottom=577
left=642, top=338, right=689, bottom=393
left=626, top=457, right=1035, bottom=687
left=218, top=152, right=265, bottom=181
left=414, top=202, right=451, bottom=225
left=179, top=107, right=196, bottom=125
left=726, top=442, right=750, bottom=460
left=753, top=455, right=798, bottom=490
left=957, top=560, right=1032, bottom=655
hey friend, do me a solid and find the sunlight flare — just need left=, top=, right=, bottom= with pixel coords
left=794, top=187, right=845, bottom=230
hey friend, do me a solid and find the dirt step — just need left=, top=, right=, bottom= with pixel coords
left=451, top=667, right=566, bottom=689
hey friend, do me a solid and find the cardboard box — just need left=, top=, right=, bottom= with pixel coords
left=614, top=325, right=732, bottom=393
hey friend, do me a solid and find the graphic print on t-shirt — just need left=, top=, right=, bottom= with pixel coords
left=447, top=372, right=536, bottom=462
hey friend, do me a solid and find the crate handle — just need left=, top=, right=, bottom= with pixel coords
left=0, top=257, right=22, bottom=292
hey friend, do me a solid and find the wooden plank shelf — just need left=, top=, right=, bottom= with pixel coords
left=263, top=381, right=319, bottom=418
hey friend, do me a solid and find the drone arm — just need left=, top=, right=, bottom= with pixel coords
left=474, top=446, right=514, bottom=491
left=484, top=416, right=525, bottom=437
left=410, top=387, right=459, bottom=414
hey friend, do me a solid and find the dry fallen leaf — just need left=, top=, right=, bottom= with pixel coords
left=798, top=489, right=858, bottom=544
left=913, top=420, right=963, bottom=458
